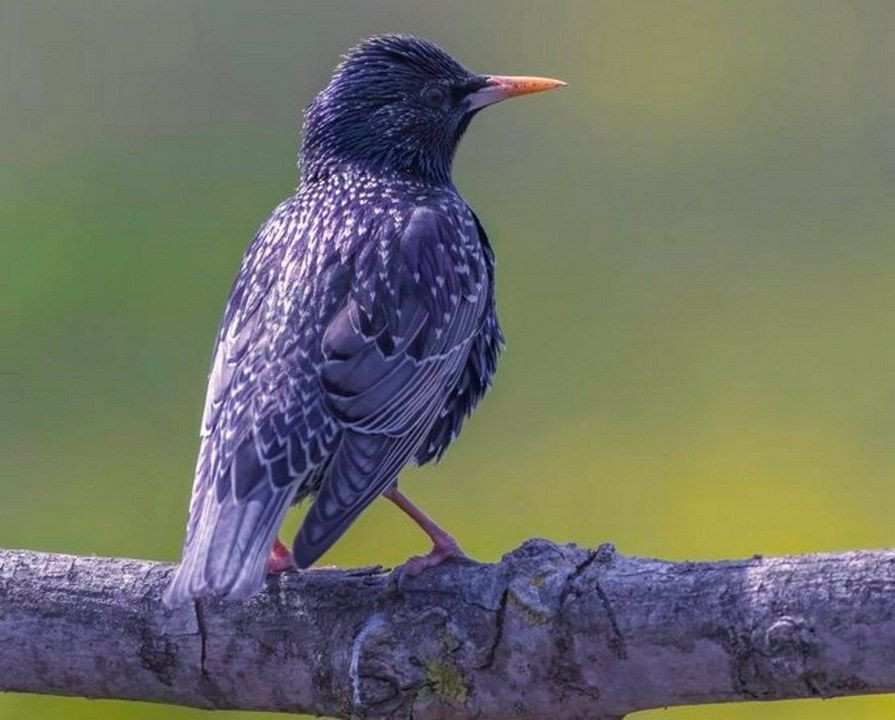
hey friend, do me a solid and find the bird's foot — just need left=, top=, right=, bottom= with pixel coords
left=267, top=537, right=296, bottom=574
left=401, top=538, right=466, bottom=578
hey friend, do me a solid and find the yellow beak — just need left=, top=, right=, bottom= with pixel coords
left=466, top=75, right=567, bottom=110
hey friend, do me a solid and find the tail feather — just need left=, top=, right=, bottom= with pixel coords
left=163, top=465, right=298, bottom=608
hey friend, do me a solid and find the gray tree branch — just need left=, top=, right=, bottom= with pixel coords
left=1, top=541, right=894, bottom=719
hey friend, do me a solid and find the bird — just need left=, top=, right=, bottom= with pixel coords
left=163, top=34, right=565, bottom=606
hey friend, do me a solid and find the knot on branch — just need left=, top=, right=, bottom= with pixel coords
left=349, top=606, right=481, bottom=715
left=743, top=615, right=824, bottom=697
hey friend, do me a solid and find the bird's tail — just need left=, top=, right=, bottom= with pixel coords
left=163, top=444, right=299, bottom=607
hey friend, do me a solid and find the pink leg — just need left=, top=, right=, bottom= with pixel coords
left=384, top=486, right=466, bottom=576
left=267, top=537, right=295, bottom=573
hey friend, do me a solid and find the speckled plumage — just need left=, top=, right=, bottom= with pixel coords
left=165, top=36, right=507, bottom=606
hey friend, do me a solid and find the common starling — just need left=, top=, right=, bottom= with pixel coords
left=164, top=35, right=564, bottom=606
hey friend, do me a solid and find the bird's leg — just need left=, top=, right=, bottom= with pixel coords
left=267, top=536, right=295, bottom=573
left=383, top=486, right=466, bottom=576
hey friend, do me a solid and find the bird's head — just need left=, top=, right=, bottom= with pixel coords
left=300, top=35, right=565, bottom=185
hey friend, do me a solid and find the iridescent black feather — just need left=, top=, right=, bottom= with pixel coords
left=164, top=36, right=502, bottom=606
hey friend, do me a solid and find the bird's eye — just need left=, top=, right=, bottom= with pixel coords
left=421, top=84, right=448, bottom=108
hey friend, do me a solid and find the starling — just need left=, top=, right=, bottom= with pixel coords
left=164, top=35, right=565, bottom=606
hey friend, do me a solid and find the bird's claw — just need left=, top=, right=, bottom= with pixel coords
left=266, top=538, right=296, bottom=574
left=401, top=540, right=467, bottom=579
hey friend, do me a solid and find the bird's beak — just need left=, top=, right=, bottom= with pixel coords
left=465, top=75, right=567, bottom=112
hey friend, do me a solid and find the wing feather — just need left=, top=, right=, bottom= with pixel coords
left=165, top=201, right=489, bottom=606
left=164, top=202, right=337, bottom=607
left=292, top=207, right=486, bottom=567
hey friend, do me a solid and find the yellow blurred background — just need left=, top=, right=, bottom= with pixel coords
left=3, top=1, right=894, bottom=718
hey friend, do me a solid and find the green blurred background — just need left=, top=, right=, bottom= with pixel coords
left=2, top=1, right=894, bottom=718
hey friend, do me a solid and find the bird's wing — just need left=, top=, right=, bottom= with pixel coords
left=292, top=206, right=487, bottom=567
left=165, top=202, right=339, bottom=606
left=415, top=210, right=503, bottom=464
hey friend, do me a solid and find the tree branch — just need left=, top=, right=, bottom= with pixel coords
left=2, top=541, right=894, bottom=718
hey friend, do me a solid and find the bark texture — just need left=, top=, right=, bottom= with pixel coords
left=1, top=541, right=894, bottom=719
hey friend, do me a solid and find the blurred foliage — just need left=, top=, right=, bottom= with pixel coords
left=2, top=1, right=895, bottom=718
